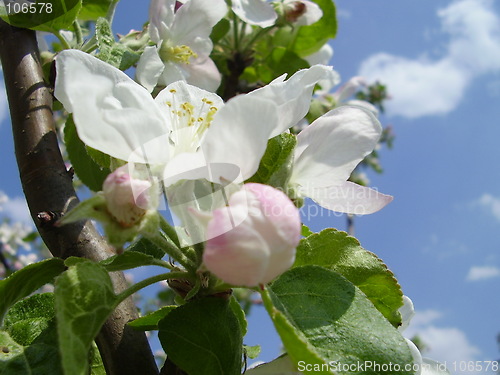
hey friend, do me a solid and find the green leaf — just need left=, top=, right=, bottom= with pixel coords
left=0, top=0, right=82, bottom=32
left=126, top=236, right=166, bottom=259
left=267, top=47, right=309, bottom=78
left=158, top=297, right=243, bottom=375
left=291, top=0, right=337, bottom=57
left=64, top=115, right=111, bottom=192
left=95, top=17, right=141, bottom=70
left=294, top=229, right=403, bottom=326
left=210, top=18, right=230, bottom=44
left=264, top=266, right=415, bottom=375
left=79, top=0, right=113, bottom=20
left=243, top=345, right=261, bottom=360
left=247, top=133, right=297, bottom=189
left=301, top=224, right=313, bottom=237
left=128, top=306, right=177, bottom=331
left=100, top=251, right=172, bottom=272
left=229, top=296, right=247, bottom=336
left=55, top=259, right=117, bottom=375
left=0, top=258, right=65, bottom=323
left=0, top=294, right=63, bottom=375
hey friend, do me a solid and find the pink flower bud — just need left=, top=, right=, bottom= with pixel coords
left=202, top=183, right=301, bottom=287
left=102, top=165, right=154, bottom=227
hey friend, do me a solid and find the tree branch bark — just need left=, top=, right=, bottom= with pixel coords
left=0, top=21, right=158, bottom=375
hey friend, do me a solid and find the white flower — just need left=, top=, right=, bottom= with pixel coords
left=231, top=0, right=321, bottom=28
left=136, top=0, right=227, bottom=92
left=290, top=105, right=393, bottom=214
left=55, top=50, right=331, bottom=189
left=202, top=183, right=301, bottom=286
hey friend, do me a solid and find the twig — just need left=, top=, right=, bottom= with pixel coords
left=0, top=21, right=158, bottom=375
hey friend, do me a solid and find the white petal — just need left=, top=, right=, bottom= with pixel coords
left=157, top=60, right=187, bottom=87
left=288, top=0, right=323, bottom=26
left=135, top=46, right=165, bottom=92
left=232, top=0, right=277, bottom=27
left=334, top=76, right=367, bottom=103
left=303, top=181, right=393, bottom=215
left=54, top=50, right=170, bottom=164
left=304, top=43, right=333, bottom=66
left=149, top=0, right=176, bottom=43
left=202, top=95, right=279, bottom=181
left=292, top=105, right=382, bottom=188
left=183, top=57, right=222, bottom=91
left=249, top=64, right=333, bottom=137
left=398, top=296, right=415, bottom=332
left=344, top=99, right=379, bottom=117
left=406, top=339, right=423, bottom=375
left=171, top=0, right=227, bottom=44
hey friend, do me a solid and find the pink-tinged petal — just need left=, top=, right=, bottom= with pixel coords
left=149, top=0, right=176, bottom=43
left=183, top=57, right=222, bottom=91
left=203, top=184, right=300, bottom=286
left=54, top=50, right=170, bottom=165
left=232, top=0, right=277, bottom=27
left=248, top=65, right=333, bottom=137
left=202, top=95, right=278, bottom=181
left=304, top=181, right=393, bottom=215
left=172, top=0, right=227, bottom=43
left=292, top=105, right=382, bottom=188
left=135, top=45, right=165, bottom=92
left=333, top=76, right=367, bottom=103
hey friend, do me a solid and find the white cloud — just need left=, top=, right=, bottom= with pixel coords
left=405, top=310, right=482, bottom=374
left=466, top=265, right=500, bottom=281
left=0, top=193, right=32, bottom=226
left=359, top=0, right=500, bottom=118
left=476, top=193, right=500, bottom=221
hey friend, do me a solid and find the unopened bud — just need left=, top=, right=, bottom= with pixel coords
left=203, top=183, right=301, bottom=287
left=102, top=165, right=153, bottom=227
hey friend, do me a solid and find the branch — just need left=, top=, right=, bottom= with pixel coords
left=0, top=21, right=158, bottom=375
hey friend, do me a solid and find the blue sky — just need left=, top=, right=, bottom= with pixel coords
left=1, top=0, right=500, bottom=373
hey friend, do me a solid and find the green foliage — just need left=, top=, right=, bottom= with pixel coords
left=247, top=133, right=297, bottom=189
left=0, top=0, right=82, bottom=32
left=294, top=229, right=404, bottom=326
left=158, top=297, right=243, bottom=375
left=128, top=306, right=177, bottom=331
left=0, top=258, right=65, bottom=322
left=100, top=250, right=172, bottom=272
left=126, top=237, right=167, bottom=259
left=95, top=17, right=141, bottom=70
left=291, top=0, right=337, bottom=56
left=64, top=115, right=111, bottom=192
left=54, top=259, right=117, bottom=375
left=0, top=294, right=62, bottom=375
left=79, top=0, right=113, bottom=20
left=264, top=266, right=415, bottom=375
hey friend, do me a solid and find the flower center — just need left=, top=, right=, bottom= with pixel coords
left=164, top=89, right=219, bottom=155
left=159, top=42, right=198, bottom=64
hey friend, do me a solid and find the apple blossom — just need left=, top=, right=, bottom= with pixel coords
left=290, top=105, right=393, bottom=214
left=202, top=183, right=301, bottom=287
left=231, top=0, right=322, bottom=28
left=54, top=50, right=330, bottom=187
left=136, top=0, right=227, bottom=92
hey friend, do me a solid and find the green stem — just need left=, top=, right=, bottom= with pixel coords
left=159, top=215, right=181, bottom=248
left=54, top=30, right=71, bottom=50
left=241, top=26, right=275, bottom=54
left=144, top=231, right=195, bottom=271
left=232, top=12, right=240, bottom=51
left=115, top=271, right=191, bottom=306
left=73, top=21, right=83, bottom=47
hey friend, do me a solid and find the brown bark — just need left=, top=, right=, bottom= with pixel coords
left=0, top=21, right=158, bottom=375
